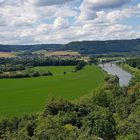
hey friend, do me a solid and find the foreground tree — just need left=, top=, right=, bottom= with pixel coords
left=82, top=107, right=117, bottom=140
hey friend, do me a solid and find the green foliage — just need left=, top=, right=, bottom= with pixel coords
left=75, top=61, right=86, bottom=71
left=82, top=107, right=116, bottom=140
left=105, top=75, right=119, bottom=85
left=88, top=57, right=98, bottom=65
left=117, top=134, right=137, bottom=140
left=0, top=57, right=85, bottom=79
left=90, top=90, right=111, bottom=108
left=0, top=57, right=82, bottom=68
left=43, top=98, right=74, bottom=116
left=34, top=117, right=67, bottom=140
left=126, top=58, right=140, bottom=70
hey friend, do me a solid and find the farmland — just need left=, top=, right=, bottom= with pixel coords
left=34, top=50, right=80, bottom=56
left=0, top=52, right=16, bottom=58
left=0, top=65, right=105, bottom=117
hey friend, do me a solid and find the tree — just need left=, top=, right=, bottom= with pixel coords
left=43, top=98, right=74, bottom=116
left=82, top=107, right=117, bottom=140
left=34, top=116, right=79, bottom=140
left=75, top=61, right=85, bottom=71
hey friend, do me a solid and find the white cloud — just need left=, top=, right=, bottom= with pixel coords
left=0, top=4, right=38, bottom=27
left=0, top=0, right=28, bottom=7
left=36, top=24, right=52, bottom=33
left=54, top=17, right=69, bottom=29
left=0, top=0, right=140, bottom=44
left=137, top=3, right=140, bottom=8
left=79, top=0, right=131, bottom=20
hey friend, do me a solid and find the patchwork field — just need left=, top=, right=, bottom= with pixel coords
left=45, top=51, right=80, bottom=56
left=34, top=50, right=80, bottom=57
left=0, top=65, right=106, bottom=117
left=0, top=52, right=16, bottom=58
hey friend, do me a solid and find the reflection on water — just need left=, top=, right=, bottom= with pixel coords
left=99, top=63, right=132, bottom=86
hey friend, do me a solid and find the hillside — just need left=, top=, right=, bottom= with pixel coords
left=1, top=38, right=140, bottom=54
left=62, top=39, right=140, bottom=54
left=0, top=44, right=62, bottom=52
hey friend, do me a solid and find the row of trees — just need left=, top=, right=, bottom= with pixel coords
left=126, top=57, right=140, bottom=69
left=0, top=70, right=53, bottom=79
left=0, top=64, right=25, bottom=73
left=0, top=57, right=86, bottom=79
left=0, top=57, right=84, bottom=68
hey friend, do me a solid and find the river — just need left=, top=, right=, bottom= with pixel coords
left=99, top=62, right=132, bottom=86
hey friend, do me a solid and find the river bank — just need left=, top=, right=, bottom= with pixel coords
left=99, top=62, right=132, bottom=86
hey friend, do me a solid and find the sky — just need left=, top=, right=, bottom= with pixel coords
left=0, top=0, right=140, bottom=45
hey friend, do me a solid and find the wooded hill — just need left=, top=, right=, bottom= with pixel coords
left=0, top=44, right=62, bottom=52
left=1, top=38, right=140, bottom=54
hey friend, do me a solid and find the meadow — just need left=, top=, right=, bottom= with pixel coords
left=31, top=66, right=75, bottom=75
left=0, top=65, right=105, bottom=117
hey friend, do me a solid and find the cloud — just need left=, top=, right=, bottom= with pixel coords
left=34, top=0, right=75, bottom=6
left=0, top=1, right=38, bottom=27
left=81, top=0, right=131, bottom=10
left=0, top=0, right=140, bottom=44
left=53, top=17, right=69, bottom=29
left=96, top=5, right=140, bottom=23
left=0, top=0, right=28, bottom=7
left=78, top=9, right=97, bottom=20
left=79, top=0, right=131, bottom=20
left=137, top=3, right=140, bottom=8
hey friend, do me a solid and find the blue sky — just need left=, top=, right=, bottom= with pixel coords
left=0, top=0, right=140, bottom=44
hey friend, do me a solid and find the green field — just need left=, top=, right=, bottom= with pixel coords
left=0, top=65, right=105, bottom=117
left=31, top=66, right=75, bottom=75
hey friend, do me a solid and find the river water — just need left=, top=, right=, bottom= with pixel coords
left=99, top=63, right=132, bottom=86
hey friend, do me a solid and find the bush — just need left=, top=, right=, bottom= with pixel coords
left=43, top=98, right=74, bottom=116
left=75, top=61, right=86, bottom=71
left=82, top=107, right=117, bottom=140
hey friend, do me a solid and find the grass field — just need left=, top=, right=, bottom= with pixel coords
left=31, top=66, right=75, bottom=75
left=0, top=65, right=106, bottom=117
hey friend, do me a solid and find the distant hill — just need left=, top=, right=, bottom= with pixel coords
left=1, top=38, right=140, bottom=54
left=0, top=44, right=63, bottom=52
left=61, top=39, right=140, bottom=54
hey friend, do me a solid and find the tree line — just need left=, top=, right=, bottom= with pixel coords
left=0, top=57, right=86, bottom=79
left=0, top=70, right=53, bottom=79
left=0, top=57, right=84, bottom=69
left=126, top=57, right=140, bottom=69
